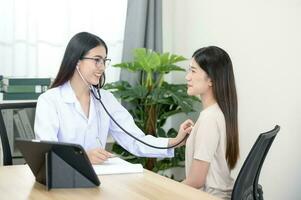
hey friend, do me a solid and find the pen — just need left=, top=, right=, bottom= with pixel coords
left=96, top=137, right=117, bottom=158
left=96, top=137, right=103, bottom=148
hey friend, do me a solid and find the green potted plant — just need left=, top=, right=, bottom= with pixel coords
left=104, top=48, right=200, bottom=178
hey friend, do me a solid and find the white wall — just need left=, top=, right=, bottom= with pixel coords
left=163, top=0, right=301, bottom=199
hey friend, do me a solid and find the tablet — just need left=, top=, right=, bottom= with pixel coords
left=15, top=139, right=100, bottom=188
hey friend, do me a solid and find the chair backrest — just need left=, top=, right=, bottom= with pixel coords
left=231, top=125, right=280, bottom=200
left=0, top=101, right=37, bottom=165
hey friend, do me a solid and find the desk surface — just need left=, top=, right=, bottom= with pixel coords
left=0, top=165, right=220, bottom=200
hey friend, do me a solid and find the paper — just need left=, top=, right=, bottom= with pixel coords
left=93, top=157, right=143, bottom=175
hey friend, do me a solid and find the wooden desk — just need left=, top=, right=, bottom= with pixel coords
left=0, top=165, right=221, bottom=200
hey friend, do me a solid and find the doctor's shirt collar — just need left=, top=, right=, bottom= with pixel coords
left=61, top=81, right=78, bottom=103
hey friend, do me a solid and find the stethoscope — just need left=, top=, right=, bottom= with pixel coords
left=90, top=86, right=189, bottom=149
left=77, top=67, right=187, bottom=149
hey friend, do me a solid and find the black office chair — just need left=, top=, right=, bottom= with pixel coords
left=231, top=125, right=280, bottom=200
left=0, top=101, right=37, bottom=165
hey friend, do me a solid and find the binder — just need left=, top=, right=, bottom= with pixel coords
left=2, top=77, right=51, bottom=86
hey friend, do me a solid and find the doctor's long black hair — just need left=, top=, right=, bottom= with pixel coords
left=51, top=32, right=108, bottom=88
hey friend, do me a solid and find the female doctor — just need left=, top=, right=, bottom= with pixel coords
left=34, top=32, right=193, bottom=164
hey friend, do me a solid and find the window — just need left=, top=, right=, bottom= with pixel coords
left=0, top=0, right=127, bottom=83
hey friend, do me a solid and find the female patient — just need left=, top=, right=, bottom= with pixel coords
left=182, top=46, right=239, bottom=199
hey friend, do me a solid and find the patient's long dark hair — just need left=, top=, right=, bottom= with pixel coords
left=51, top=32, right=108, bottom=88
left=193, top=46, right=239, bottom=169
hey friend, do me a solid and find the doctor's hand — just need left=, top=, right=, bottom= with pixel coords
left=168, top=119, right=194, bottom=148
left=87, top=148, right=114, bottom=164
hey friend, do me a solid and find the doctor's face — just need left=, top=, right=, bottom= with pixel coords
left=185, top=58, right=212, bottom=96
left=77, top=45, right=107, bottom=85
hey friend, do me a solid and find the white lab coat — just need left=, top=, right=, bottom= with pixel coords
left=34, top=81, right=173, bottom=158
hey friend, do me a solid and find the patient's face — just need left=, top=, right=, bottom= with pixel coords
left=185, top=58, right=212, bottom=96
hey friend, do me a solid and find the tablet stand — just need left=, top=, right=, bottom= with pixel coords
left=45, top=151, right=96, bottom=190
